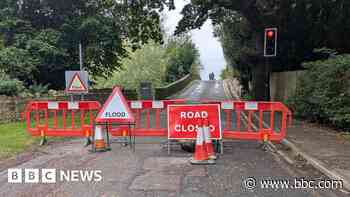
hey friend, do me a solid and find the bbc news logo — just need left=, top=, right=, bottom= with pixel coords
left=8, top=169, right=102, bottom=183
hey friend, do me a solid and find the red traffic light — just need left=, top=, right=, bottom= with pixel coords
left=264, top=28, right=277, bottom=57
left=267, top=30, right=274, bottom=38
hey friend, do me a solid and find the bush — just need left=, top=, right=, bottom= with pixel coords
left=220, top=66, right=240, bottom=79
left=0, top=71, right=25, bottom=96
left=288, top=54, right=350, bottom=131
left=28, top=83, right=49, bottom=98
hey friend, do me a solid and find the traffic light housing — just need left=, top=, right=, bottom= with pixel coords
left=264, top=28, right=277, bottom=57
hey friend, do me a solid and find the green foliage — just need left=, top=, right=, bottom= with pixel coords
left=94, top=42, right=168, bottom=90
left=94, top=36, right=201, bottom=92
left=241, top=92, right=254, bottom=101
left=28, top=83, right=49, bottom=98
left=220, top=66, right=240, bottom=80
left=288, top=54, right=350, bottom=131
left=0, top=120, right=37, bottom=159
left=0, top=47, right=38, bottom=81
left=0, top=71, right=25, bottom=96
left=165, top=35, right=200, bottom=82
left=0, top=0, right=163, bottom=88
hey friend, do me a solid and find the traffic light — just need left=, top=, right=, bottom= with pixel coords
left=264, top=28, right=277, bottom=57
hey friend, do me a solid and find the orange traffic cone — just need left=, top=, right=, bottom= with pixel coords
left=203, top=124, right=217, bottom=160
left=190, top=127, right=215, bottom=165
left=93, top=125, right=108, bottom=152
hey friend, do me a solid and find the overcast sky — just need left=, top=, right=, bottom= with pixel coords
left=164, top=0, right=226, bottom=80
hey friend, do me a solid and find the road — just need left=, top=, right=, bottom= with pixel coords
left=0, top=80, right=346, bottom=197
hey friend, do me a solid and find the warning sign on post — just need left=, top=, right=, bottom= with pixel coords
left=167, top=104, right=222, bottom=139
left=68, top=73, right=87, bottom=91
left=95, top=87, right=135, bottom=123
left=65, top=71, right=89, bottom=94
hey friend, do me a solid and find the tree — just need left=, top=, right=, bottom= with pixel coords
left=213, top=13, right=255, bottom=93
left=131, top=0, right=350, bottom=100
left=0, top=0, right=163, bottom=88
left=94, top=42, right=168, bottom=90
left=94, top=36, right=201, bottom=91
left=165, top=35, right=200, bottom=82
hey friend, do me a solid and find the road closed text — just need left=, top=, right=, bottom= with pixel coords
left=168, top=104, right=222, bottom=139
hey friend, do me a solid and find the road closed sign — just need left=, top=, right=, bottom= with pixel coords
left=95, top=87, right=135, bottom=123
left=167, top=104, right=222, bottom=139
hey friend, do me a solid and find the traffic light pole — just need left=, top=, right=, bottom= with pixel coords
left=265, top=57, right=271, bottom=101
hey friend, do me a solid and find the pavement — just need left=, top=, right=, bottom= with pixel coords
left=224, top=78, right=350, bottom=193
left=0, top=80, right=348, bottom=197
left=283, top=121, right=350, bottom=190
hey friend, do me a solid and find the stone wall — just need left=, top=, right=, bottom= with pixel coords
left=0, top=96, right=31, bottom=123
left=155, top=73, right=199, bottom=99
left=269, top=70, right=305, bottom=102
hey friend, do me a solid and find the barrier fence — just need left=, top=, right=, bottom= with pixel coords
left=24, top=99, right=291, bottom=144
left=106, top=99, right=292, bottom=142
left=25, top=101, right=101, bottom=140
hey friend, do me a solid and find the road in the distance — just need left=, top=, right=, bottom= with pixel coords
left=174, top=80, right=229, bottom=100
left=0, top=80, right=345, bottom=197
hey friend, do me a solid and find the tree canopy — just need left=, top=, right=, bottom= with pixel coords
left=95, top=35, right=201, bottom=91
left=0, top=0, right=164, bottom=88
left=168, top=0, right=350, bottom=99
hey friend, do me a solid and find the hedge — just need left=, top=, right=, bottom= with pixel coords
left=287, top=54, right=350, bottom=131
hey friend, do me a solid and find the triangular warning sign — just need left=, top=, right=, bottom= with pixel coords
left=95, top=86, right=135, bottom=123
left=67, top=73, right=87, bottom=92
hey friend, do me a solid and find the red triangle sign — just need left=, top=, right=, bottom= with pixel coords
left=67, top=73, right=87, bottom=92
left=96, top=86, right=135, bottom=123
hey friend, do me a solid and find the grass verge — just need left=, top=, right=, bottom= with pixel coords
left=0, top=113, right=91, bottom=160
left=0, top=121, right=38, bottom=159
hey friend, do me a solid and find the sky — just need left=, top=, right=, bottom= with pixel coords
left=164, top=0, right=226, bottom=80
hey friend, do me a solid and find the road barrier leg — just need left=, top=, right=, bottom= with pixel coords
left=84, top=129, right=92, bottom=147
left=84, top=137, right=92, bottom=147
left=40, top=137, right=47, bottom=146
left=122, top=129, right=129, bottom=147
left=220, top=140, right=224, bottom=154
left=167, top=140, right=171, bottom=155
left=105, top=124, right=112, bottom=151
left=261, top=133, right=269, bottom=151
left=39, top=127, right=47, bottom=146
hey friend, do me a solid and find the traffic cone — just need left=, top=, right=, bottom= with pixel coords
left=93, top=125, right=108, bottom=152
left=203, top=125, right=217, bottom=160
left=190, top=127, right=215, bottom=165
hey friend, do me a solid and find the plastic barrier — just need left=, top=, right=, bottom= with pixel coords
left=108, top=99, right=186, bottom=137
left=25, top=101, right=101, bottom=139
left=108, top=99, right=292, bottom=142
left=220, top=101, right=292, bottom=142
left=24, top=99, right=291, bottom=144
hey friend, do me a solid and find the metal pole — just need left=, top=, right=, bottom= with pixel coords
left=79, top=42, right=85, bottom=101
left=265, top=58, right=270, bottom=101
left=79, top=43, right=83, bottom=71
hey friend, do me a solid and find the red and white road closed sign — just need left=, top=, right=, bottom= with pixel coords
left=167, top=104, right=222, bottom=139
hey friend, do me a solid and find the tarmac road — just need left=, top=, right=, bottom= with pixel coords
left=0, top=80, right=346, bottom=197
